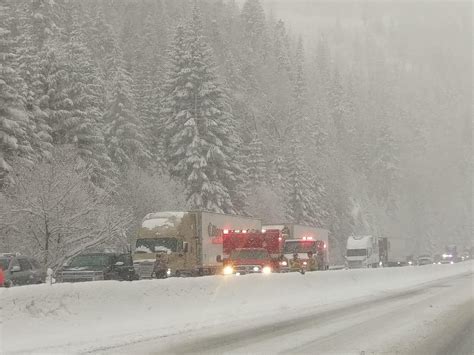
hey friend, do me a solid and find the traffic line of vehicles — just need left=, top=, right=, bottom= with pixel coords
left=344, top=236, right=471, bottom=269
left=132, top=211, right=330, bottom=279
left=1, top=210, right=472, bottom=286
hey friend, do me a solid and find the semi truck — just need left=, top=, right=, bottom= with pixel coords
left=345, top=235, right=407, bottom=268
left=133, top=211, right=261, bottom=278
left=221, top=229, right=284, bottom=275
left=263, top=224, right=330, bottom=270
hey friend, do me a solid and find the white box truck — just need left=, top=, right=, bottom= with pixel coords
left=133, top=211, right=261, bottom=277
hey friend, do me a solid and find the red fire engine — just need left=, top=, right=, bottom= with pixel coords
left=221, top=229, right=285, bottom=275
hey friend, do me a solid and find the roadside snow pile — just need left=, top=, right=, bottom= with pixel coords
left=1, top=262, right=472, bottom=354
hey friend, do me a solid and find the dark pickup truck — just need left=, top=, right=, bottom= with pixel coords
left=58, top=252, right=139, bottom=282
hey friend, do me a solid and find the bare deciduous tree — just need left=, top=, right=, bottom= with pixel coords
left=0, top=148, right=131, bottom=270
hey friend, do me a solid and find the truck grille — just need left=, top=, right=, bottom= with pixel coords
left=347, top=260, right=365, bottom=268
left=134, top=262, right=154, bottom=279
left=60, top=270, right=104, bottom=283
left=235, top=265, right=262, bottom=274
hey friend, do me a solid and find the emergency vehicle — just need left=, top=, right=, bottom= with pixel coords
left=221, top=229, right=285, bottom=275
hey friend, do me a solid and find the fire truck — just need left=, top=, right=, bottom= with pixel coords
left=264, top=224, right=330, bottom=270
left=220, top=229, right=285, bottom=275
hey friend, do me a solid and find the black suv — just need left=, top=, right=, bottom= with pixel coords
left=58, top=253, right=138, bottom=282
left=0, top=254, right=46, bottom=287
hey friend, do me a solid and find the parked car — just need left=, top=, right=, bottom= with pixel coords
left=0, top=253, right=46, bottom=287
left=57, top=252, right=139, bottom=282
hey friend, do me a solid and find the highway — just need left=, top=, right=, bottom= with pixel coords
left=106, top=272, right=473, bottom=354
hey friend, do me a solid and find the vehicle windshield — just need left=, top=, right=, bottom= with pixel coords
left=230, top=249, right=269, bottom=260
left=0, top=258, right=10, bottom=270
left=284, top=241, right=316, bottom=254
left=135, top=238, right=179, bottom=253
left=346, top=249, right=367, bottom=257
left=68, top=255, right=113, bottom=268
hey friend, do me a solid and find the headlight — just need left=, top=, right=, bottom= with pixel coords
left=450, top=261, right=454, bottom=265
left=262, top=266, right=272, bottom=274
left=280, top=261, right=287, bottom=266
left=223, top=265, right=234, bottom=275
left=408, top=261, right=413, bottom=265
left=166, top=268, right=171, bottom=276
left=303, top=261, right=307, bottom=266
left=253, top=266, right=260, bottom=272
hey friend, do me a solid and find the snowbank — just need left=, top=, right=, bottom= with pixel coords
left=1, top=262, right=472, bottom=353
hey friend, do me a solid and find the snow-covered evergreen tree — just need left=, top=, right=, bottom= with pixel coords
left=63, top=10, right=116, bottom=185
left=104, top=50, right=151, bottom=170
left=286, top=146, right=314, bottom=225
left=241, top=0, right=267, bottom=55
left=162, top=5, right=244, bottom=213
left=0, top=0, right=33, bottom=185
left=273, top=19, right=292, bottom=76
left=247, top=132, right=266, bottom=185
left=14, top=0, right=54, bottom=160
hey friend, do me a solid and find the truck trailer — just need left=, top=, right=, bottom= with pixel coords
left=263, top=224, right=330, bottom=270
left=133, top=211, right=261, bottom=278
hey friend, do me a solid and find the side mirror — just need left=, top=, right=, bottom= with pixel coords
left=183, top=242, right=189, bottom=253
left=11, top=265, right=21, bottom=272
left=115, top=261, right=124, bottom=266
left=216, top=255, right=222, bottom=263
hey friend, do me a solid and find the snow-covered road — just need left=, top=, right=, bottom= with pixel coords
left=138, top=273, right=471, bottom=354
left=1, top=262, right=472, bottom=354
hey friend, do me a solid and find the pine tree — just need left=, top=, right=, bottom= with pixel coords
left=84, top=7, right=119, bottom=100
left=14, top=0, right=54, bottom=160
left=104, top=52, right=151, bottom=170
left=63, top=9, right=116, bottom=185
left=286, top=146, right=314, bottom=225
left=241, top=0, right=267, bottom=59
left=132, top=10, right=167, bottom=168
left=162, top=5, right=244, bottom=213
left=247, top=132, right=266, bottom=185
left=291, top=37, right=308, bottom=134
left=273, top=19, right=291, bottom=75
left=328, top=67, right=347, bottom=140
left=0, top=0, right=33, bottom=185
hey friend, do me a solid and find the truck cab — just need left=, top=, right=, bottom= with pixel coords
left=222, top=229, right=284, bottom=274
left=283, top=238, right=327, bottom=270
left=345, top=235, right=380, bottom=268
left=223, top=248, right=273, bottom=275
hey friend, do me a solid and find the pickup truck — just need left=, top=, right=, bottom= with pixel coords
left=58, top=252, right=139, bottom=282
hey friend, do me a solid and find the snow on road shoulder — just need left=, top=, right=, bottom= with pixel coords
left=1, top=262, right=472, bottom=354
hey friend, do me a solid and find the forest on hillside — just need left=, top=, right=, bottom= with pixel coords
left=0, top=0, right=471, bottom=268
